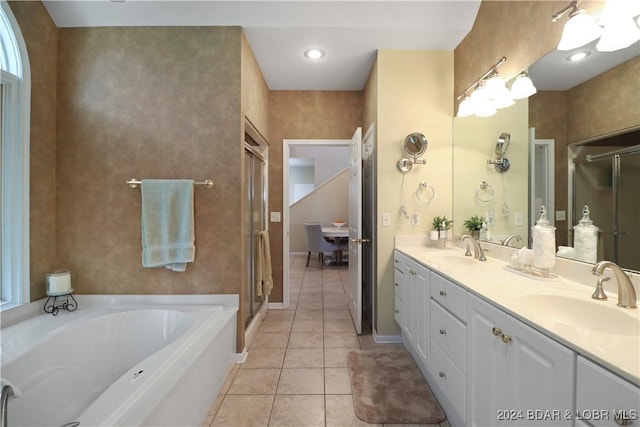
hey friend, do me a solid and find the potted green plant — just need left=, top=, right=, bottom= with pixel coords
left=464, top=215, right=485, bottom=239
left=431, top=215, right=453, bottom=240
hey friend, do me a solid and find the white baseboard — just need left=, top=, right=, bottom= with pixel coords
left=235, top=348, right=248, bottom=363
left=372, top=329, right=402, bottom=344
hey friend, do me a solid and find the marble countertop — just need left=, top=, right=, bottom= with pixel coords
left=395, top=244, right=640, bottom=386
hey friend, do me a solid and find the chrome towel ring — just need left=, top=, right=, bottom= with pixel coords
left=476, top=181, right=494, bottom=203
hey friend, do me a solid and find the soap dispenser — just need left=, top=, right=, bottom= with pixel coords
left=532, top=206, right=556, bottom=271
left=573, top=205, right=598, bottom=263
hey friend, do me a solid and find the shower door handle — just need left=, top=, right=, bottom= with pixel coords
left=350, top=238, right=372, bottom=243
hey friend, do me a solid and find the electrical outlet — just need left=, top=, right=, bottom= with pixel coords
left=555, top=210, right=566, bottom=221
left=411, top=211, right=420, bottom=227
left=270, top=212, right=281, bottom=223
left=382, top=213, right=391, bottom=227
left=514, top=212, right=524, bottom=226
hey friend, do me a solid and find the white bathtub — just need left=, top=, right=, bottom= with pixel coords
left=1, top=295, right=238, bottom=427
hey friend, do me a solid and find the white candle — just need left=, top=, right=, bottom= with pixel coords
left=47, top=270, right=72, bottom=295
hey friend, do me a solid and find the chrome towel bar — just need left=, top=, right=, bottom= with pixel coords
left=126, top=178, right=214, bottom=189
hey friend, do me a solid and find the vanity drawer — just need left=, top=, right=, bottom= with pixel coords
left=430, top=300, right=466, bottom=373
left=576, top=357, right=640, bottom=427
left=430, top=338, right=466, bottom=425
left=394, top=294, right=403, bottom=327
left=430, top=272, right=467, bottom=322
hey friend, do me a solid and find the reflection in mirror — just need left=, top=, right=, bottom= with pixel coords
left=452, top=38, right=639, bottom=269
left=453, top=93, right=529, bottom=247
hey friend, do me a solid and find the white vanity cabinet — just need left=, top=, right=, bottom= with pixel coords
left=467, top=293, right=575, bottom=426
left=429, top=273, right=468, bottom=427
left=393, top=251, right=430, bottom=374
left=575, top=356, right=640, bottom=427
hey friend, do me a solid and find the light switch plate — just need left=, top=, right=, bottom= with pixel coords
left=270, top=212, right=281, bottom=222
left=514, top=212, right=524, bottom=226
left=382, top=213, right=391, bottom=227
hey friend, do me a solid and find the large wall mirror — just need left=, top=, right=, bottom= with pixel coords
left=453, top=39, right=640, bottom=272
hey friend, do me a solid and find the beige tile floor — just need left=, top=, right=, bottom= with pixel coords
left=203, top=254, right=450, bottom=427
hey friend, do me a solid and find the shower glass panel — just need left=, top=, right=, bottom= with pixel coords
left=618, top=152, right=640, bottom=271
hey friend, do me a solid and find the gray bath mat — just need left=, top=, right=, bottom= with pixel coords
left=347, top=348, right=446, bottom=424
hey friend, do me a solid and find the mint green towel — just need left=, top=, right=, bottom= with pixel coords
left=141, top=179, right=195, bottom=272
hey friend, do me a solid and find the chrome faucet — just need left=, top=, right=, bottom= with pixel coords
left=592, top=261, right=637, bottom=308
left=1, top=385, right=14, bottom=427
left=460, top=234, right=487, bottom=261
left=502, top=234, right=522, bottom=246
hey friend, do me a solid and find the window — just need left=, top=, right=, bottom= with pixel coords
left=1, top=2, right=30, bottom=310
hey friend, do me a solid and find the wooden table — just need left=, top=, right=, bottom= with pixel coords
left=322, top=226, right=349, bottom=264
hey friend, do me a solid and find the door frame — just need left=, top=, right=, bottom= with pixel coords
left=280, top=138, right=351, bottom=309
left=529, top=127, right=555, bottom=245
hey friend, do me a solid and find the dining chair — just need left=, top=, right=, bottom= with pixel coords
left=303, top=222, right=342, bottom=267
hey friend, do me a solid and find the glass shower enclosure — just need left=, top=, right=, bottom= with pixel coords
left=243, top=147, right=266, bottom=327
left=572, top=144, right=640, bottom=271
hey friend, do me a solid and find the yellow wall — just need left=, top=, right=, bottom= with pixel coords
left=453, top=100, right=529, bottom=239
left=376, top=50, right=454, bottom=335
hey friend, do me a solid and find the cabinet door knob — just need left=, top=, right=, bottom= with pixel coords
left=439, top=329, right=446, bottom=335
left=438, top=371, right=446, bottom=378
left=395, top=310, right=400, bottom=314
left=492, top=326, right=502, bottom=336
left=439, top=290, right=446, bottom=296
left=395, top=283, right=399, bottom=287
left=501, top=334, right=512, bottom=344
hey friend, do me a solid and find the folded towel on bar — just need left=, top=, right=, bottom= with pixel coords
left=141, top=179, right=195, bottom=272
left=256, top=230, right=273, bottom=296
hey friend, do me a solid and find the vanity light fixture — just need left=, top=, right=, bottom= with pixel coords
left=304, top=48, right=325, bottom=60
left=596, top=0, right=640, bottom=52
left=455, top=57, right=538, bottom=118
left=552, top=0, right=603, bottom=51
left=510, top=72, right=537, bottom=99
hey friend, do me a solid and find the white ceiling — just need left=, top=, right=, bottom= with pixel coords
left=42, top=0, right=482, bottom=90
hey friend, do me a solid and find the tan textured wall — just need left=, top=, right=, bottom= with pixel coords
left=268, top=91, right=364, bottom=303
left=241, top=33, right=270, bottom=137
left=56, top=27, right=243, bottom=296
left=363, top=60, right=377, bottom=133
left=9, top=1, right=58, bottom=302
left=568, top=56, right=640, bottom=143
left=377, top=50, right=454, bottom=336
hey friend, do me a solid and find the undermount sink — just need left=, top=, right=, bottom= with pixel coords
left=519, top=294, right=640, bottom=336
left=430, top=254, right=477, bottom=267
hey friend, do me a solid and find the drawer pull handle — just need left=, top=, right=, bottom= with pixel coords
left=395, top=260, right=398, bottom=263
left=395, top=283, right=399, bottom=287
left=439, top=329, right=446, bottom=335
left=501, top=334, right=512, bottom=344
left=439, top=290, right=446, bottom=296
left=492, top=327, right=502, bottom=336
left=438, top=371, right=446, bottom=378
left=394, top=310, right=400, bottom=314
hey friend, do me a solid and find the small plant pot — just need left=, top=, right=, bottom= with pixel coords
left=470, top=230, right=480, bottom=240
left=430, top=230, right=440, bottom=241
left=439, top=230, right=448, bottom=240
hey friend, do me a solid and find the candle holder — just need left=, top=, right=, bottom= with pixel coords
left=44, top=291, right=78, bottom=316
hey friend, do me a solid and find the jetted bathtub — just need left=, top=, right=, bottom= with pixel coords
left=0, top=295, right=238, bottom=427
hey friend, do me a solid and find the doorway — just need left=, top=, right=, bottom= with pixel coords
left=529, top=128, right=555, bottom=246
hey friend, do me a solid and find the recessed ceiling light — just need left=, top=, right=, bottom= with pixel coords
left=304, top=48, right=325, bottom=60
left=567, top=51, right=590, bottom=62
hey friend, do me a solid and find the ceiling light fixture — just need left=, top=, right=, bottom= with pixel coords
left=552, top=0, right=603, bottom=51
left=567, top=51, right=590, bottom=62
left=304, top=48, right=325, bottom=60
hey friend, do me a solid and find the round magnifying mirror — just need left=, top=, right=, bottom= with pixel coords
left=403, top=132, right=428, bottom=159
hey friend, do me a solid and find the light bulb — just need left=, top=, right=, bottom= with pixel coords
left=510, top=73, right=537, bottom=99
